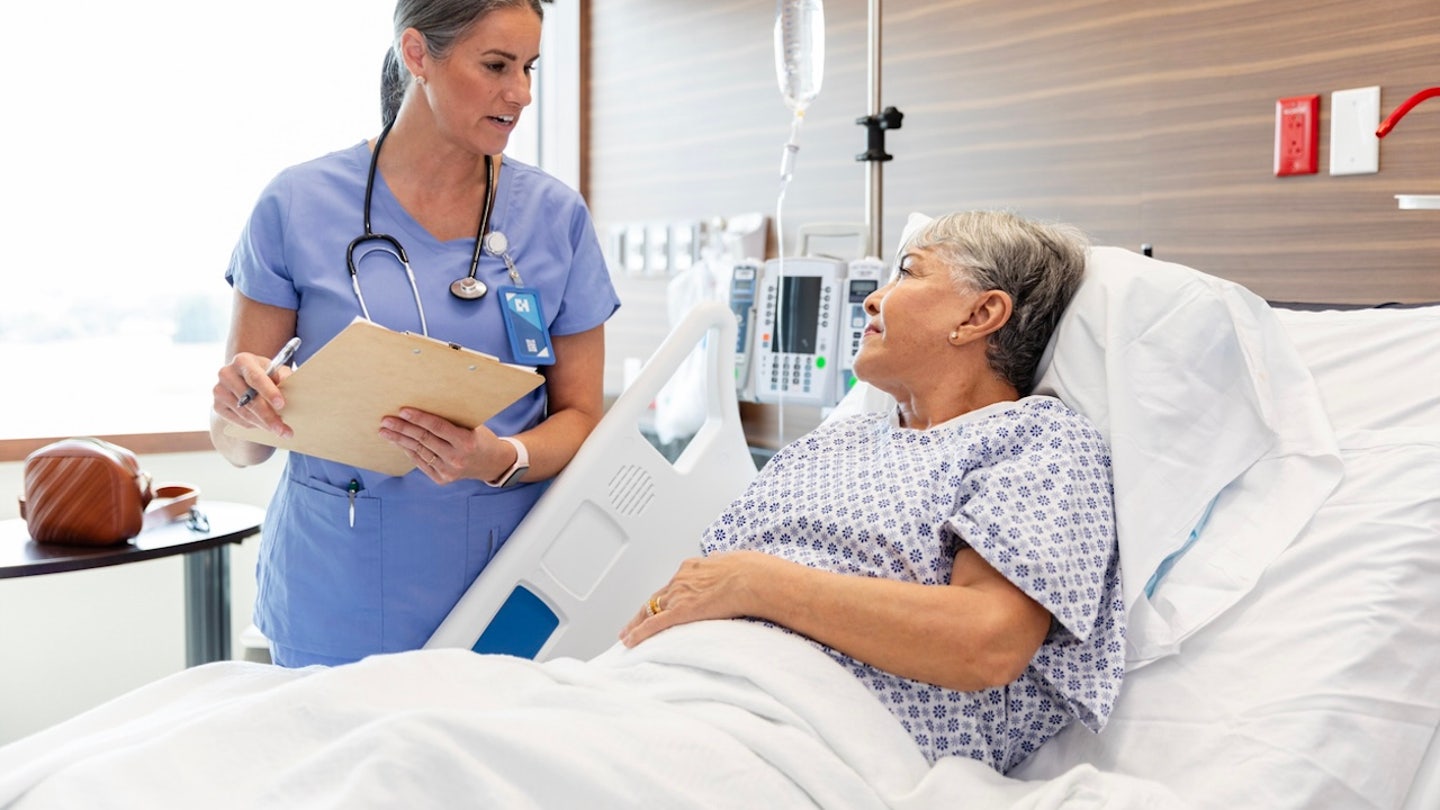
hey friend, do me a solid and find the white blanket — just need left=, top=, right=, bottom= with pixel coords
left=0, top=621, right=1185, bottom=809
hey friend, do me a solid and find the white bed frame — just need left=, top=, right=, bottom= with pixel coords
left=425, top=301, right=757, bottom=662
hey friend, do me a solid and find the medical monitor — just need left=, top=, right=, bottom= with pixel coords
left=754, top=256, right=844, bottom=406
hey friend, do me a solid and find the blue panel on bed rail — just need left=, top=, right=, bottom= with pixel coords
left=470, top=585, right=558, bottom=659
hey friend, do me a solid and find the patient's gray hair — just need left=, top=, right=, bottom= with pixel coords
left=904, top=211, right=1089, bottom=395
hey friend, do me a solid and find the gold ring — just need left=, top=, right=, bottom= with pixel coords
left=647, top=596, right=662, bottom=616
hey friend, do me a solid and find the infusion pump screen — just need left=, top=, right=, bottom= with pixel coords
left=772, top=276, right=822, bottom=354
left=848, top=279, right=878, bottom=303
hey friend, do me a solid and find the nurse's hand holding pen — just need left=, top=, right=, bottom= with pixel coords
left=211, top=337, right=300, bottom=442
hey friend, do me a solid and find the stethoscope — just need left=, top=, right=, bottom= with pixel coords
left=345, top=120, right=523, bottom=336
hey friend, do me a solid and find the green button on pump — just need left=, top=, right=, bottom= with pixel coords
left=815, top=356, right=827, bottom=369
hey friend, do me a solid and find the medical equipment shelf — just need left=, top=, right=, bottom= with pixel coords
left=1395, top=194, right=1440, bottom=209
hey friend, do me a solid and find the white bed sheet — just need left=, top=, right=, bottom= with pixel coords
left=1272, top=304, right=1440, bottom=435
left=0, top=622, right=1186, bottom=810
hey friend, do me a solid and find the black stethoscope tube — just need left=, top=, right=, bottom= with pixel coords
left=346, top=119, right=498, bottom=332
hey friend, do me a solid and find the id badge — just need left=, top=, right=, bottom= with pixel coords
left=498, top=286, right=556, bottom=365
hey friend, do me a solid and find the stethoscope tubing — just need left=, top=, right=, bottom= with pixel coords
left=346, top=120, right=515, bottom=336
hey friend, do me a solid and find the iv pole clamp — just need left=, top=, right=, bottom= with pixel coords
left=856, top=106, right=904, bottom=163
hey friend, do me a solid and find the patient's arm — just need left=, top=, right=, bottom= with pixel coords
left=620, top=548, right=1051, bottom=693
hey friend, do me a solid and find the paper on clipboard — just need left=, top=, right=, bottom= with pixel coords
left=225, top=318, right=544, bottom=476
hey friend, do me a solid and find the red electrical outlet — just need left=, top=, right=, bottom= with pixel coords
left=1274, top=95, right=1320, bottom=176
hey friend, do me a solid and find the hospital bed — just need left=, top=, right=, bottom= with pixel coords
left=0, top=246, right=1436, bottom=809
left=428, top=244, right=1440, bottom=809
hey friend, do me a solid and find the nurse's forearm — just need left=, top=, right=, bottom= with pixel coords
left=509, top=406, right=599, bottom=481
left=516, top=326, right=606, bottom=482
left=209, top=410, right=278, bottom=468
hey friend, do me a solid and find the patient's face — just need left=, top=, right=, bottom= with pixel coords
left=853, top=248, right=977, bottom=393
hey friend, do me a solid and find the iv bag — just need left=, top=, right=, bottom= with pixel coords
left=774, top=0, right=824, bottom=113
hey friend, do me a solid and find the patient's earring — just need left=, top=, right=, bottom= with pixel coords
left=416, top=75, right=427, bottom=86
left=948, top=330, right=961, bottom=345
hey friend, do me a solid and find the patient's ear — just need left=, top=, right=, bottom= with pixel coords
left=953, top=290, right=1012, bottom=342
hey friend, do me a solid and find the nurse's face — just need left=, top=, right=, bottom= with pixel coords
left=852, top=248, right=980, bottom=393
left=425, top=7, right=540, bottom=156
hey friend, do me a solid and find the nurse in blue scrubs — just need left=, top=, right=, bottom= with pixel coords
left=208, top=0, right=620, bottom=668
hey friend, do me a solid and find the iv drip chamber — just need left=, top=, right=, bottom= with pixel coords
left=774, top=0, right=825, bottom=114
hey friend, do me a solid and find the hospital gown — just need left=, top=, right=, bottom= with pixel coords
left=702, top=395, right=1123, bottom=773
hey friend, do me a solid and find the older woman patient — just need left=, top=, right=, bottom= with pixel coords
left=622, top=210, right=1123, bottom=774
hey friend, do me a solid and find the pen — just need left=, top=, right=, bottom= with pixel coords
left=237, top=336, right=302, bottom=407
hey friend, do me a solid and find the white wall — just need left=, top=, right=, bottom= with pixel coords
left=0, top=451, right=282, bottom=745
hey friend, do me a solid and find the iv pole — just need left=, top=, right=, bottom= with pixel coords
left=858, top=0, right=903, bottom=257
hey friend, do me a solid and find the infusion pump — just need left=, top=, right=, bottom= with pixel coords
left=730, top=255, right=889, bottom=407
left=836, top=256, right=886, bottom=400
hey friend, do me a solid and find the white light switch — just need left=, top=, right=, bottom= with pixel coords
left=1329, top=86, right=1380, bottom=175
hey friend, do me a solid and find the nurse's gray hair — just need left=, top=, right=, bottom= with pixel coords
left=903, top=211, right=1089, bottom=395
left=384, top=0, right=546, bottom=117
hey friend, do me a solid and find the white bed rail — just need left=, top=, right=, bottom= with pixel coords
left=425, top=301, right=758, bottom=661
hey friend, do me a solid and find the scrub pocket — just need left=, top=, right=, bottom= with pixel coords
left=370, top=483, right=548, bottom=652
left=463, top=490, right=542, bottom=584
left=256, top=475, right=383, bottom=658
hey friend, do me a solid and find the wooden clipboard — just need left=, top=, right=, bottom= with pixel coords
left=226, top=319, right=544, bottom=476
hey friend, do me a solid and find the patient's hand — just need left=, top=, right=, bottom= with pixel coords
left=619, top=551, right=779, bottom=647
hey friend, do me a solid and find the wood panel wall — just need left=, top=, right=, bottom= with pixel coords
left=585, top=0, right=1440, bottom=432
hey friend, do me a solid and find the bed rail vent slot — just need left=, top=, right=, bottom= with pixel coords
left=608, top=465, right=655, bottom=516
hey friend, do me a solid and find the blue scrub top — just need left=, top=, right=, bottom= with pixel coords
left=227, top=143, right=620, bottom=665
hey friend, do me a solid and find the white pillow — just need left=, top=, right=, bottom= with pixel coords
left=1013, top=433, right=1440, bottom=808
left=1034, top=246, right=1342, bottom=666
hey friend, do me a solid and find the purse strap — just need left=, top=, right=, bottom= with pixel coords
left=144, top=483, right=201, bottom=529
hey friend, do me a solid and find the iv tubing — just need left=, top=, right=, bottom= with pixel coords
left=774, top=110, right=806, bottom=448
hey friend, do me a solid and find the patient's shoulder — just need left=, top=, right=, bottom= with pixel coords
left=959, top=396, right=1109, bottom=454
left=1006, top=396, right=1109, bottom=449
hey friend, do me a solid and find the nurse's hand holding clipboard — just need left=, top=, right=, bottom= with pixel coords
left=378, top=409, right=520, bottom=487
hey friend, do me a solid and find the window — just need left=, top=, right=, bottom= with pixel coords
left=1, top=0, right=577, bottom=442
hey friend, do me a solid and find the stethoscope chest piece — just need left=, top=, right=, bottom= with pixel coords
left=355, top=120, right=516, bottom=314
left=450, top=277, right=488, bottom=300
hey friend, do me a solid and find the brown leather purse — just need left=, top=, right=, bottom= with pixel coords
left=17, top=438, right=199, bottom=546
